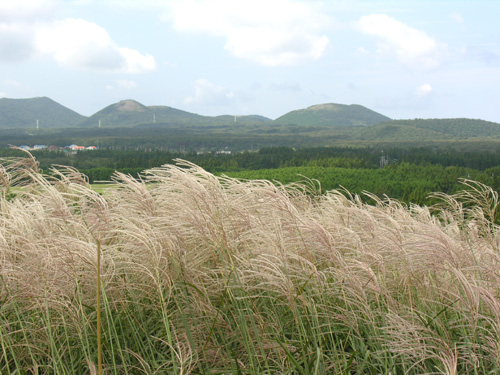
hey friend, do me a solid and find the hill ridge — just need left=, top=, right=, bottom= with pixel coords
left=0, top=97, right=86, bottom=128
left=1, top=97, right=499, bottom=145
left=274, top=102, right=392, bottom=127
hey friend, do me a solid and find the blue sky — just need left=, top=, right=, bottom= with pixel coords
left=1, top=0, right=499, bottom=122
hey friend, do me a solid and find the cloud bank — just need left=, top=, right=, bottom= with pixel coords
left=358, top=14, right=448, bottom=69
left=0, top=0, right=156, bottom=73
left=184, top=79, right=235, bottom=106
left=165, top=0, right=330, bottom=66
left=415, top=83, right=433, bottom=97
left=0, top=0, right=57, bottom=23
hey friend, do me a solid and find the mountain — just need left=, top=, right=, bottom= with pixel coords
left=2, top=97, right=500, bottom=149
left=79, top=99, right=163, bottom=127
left=0, top=97, right=86, bottom=129
left=79, top=99, right=273, bottom=128
left=0, top=97, right=384, bottom=129
left=274, top=103, right=391, bottom=127
left=80, top=99, right=208, bottom=128
left=358, top=118, right=500, bottom=141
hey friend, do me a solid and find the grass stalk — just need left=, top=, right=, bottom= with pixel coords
left=96, top=238, right=102, bottom=375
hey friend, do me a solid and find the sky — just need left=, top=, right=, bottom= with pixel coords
left=1, top=0, right=500, bottom=122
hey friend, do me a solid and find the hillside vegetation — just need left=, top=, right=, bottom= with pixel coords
left=79, top=99, right=206, bottom=127
left=2, top=97, right=500, bottom=150
left=274, top=103, right=391, bottom=126
left=2, top=154, right=500, bottom=373
left=79, top=99, right=274, bottom=128
left=0, top=97, right=86, bottom=129
left=360, top=118, right=500, bottom=141
left=10, top=145, right=499, bottom=206
left=2, top=98, right=274, bottom=129
left=4, top=119, right=500, bottom=152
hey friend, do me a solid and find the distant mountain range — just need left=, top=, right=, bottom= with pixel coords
left=2, top=97, right=500, bottom=148
left=78, top=99, right=274, bottom=128
left=0, top=97, right=389, bottom=129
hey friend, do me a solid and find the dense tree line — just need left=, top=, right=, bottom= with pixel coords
left=7, top=146, right=499, bottom=174
left=1, top=146, right=500, bottom=204
left=225, top=163, right=491, bottom=205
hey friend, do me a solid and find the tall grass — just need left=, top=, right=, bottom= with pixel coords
left=2, top=155, right=500, bottom=373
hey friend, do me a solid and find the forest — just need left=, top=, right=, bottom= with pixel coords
left=3, top=145, right=500, bottom=206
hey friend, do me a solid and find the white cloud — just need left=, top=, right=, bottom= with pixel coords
left=83, top=0, right=160, bottom=8
left=118, top=47, right=157, bottom=73
left=0, top=2, right=156, bottom=72
left=0, top=0, right=57, bottom=23
left=116, top=79, right=137, bottom=89
left=357, top=46, right=369, bottom=54
left=0, top=23, right=36, bottom=61
left=0, top=0, right=57, bottom=62
left=35, top=18, right=156, bottom=73
left=415, top=83, right=433, bottom=97
left=184, top=79, right=234, bottom=106
left=357, top=14, right=448, bottom=69
left=450, top=12, right=464, bottom=25
left=165, top=0, right=330, bottom=66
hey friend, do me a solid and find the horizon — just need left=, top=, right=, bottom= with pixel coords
left=1, top=1, right=499, bottom=123
left=2, top=95, right=499, bottom=123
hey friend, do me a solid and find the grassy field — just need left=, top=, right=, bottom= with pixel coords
left=2, top=156, right=500, bottom=373
left=91, top=183, right=118, bottom=194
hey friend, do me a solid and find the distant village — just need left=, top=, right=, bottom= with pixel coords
left=17, top=144, right=97, bottom=152
left=15, top=144, right=233, bottom=155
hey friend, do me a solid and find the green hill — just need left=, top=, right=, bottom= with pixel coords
left=79, top=99, right=158, bottom=127
left=359, top=118, right=500, bottom=142
left=0, top=97, right=86, bottom=129
left=80, top=99, right=210, bottom=127
left=274, top=103, right=391, bottom=127
left=80, top=99, right=273, bottom=128
left=357, top=122, right=454, bottom=142
left=148, top=105, right=206, bottom=124
left=3, top=97, right=500, bottom=151
left=391, top=118, right=500, bottom=138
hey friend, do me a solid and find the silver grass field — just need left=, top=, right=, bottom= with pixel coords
left=2, top=153, right=500, bottom=374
